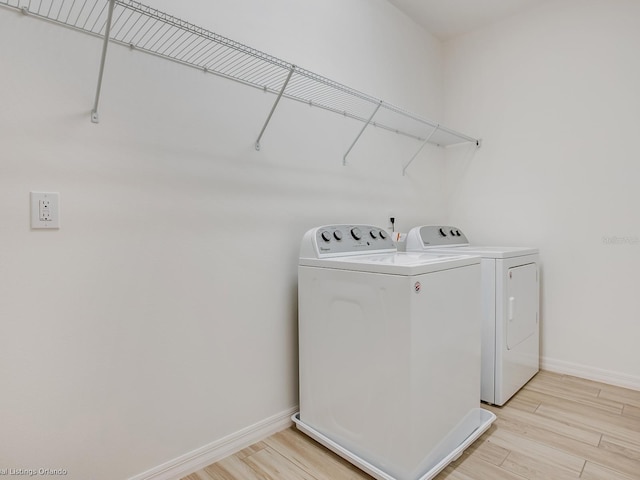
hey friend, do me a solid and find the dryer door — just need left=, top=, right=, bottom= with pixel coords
left=506, top=263, right=538, bottom=349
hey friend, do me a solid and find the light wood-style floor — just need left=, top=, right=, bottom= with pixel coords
left=183, top=371, right=640, bottom=480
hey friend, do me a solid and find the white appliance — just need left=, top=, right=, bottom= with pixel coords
left=406, top=226, right=540, bottom=406
left=295, top=224, right=495, bottom=480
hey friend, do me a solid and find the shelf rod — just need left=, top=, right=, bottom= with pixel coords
left=402, top=124, right=439, bottom=176
left=255, top=66, right=295, bottom=151
left=91, top=0, right=116, bottom=123
left=343, top=101, right=382, bottom=166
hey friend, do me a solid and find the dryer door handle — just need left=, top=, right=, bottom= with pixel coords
left=508, top=296, right=515, bottom=321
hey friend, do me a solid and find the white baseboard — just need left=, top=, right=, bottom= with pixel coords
left=128, top=406, right=298, bottom=480
left=541, top=356, right=640, bottom=391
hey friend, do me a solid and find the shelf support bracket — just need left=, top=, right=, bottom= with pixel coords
left=343, top=101, right=382, bottom=166
left=91, top=0, right=116, bottom=124
left=402, top=125, right=440, bottom=176
left=255, top=66, right=295, bottom=151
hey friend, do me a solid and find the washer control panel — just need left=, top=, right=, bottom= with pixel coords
left=418, top=225, right=469, bottom=246
left=315, top=225, right=394, bottom=255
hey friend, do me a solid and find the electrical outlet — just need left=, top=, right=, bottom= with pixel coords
left=39, top=199, right=52, bottom=221
left=31, top=192, right=60, bottom=229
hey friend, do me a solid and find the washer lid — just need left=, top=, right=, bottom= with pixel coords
left=299, top=252, right=480, bottom=275
left=421, top=245, right=538, bottom=259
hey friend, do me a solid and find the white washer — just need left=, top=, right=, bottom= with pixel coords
left=406, top=226, right=540, bottom=406
left=295, top=224, right=495, bottom=480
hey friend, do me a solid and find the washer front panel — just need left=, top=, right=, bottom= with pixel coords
left=298, top=262, right=483, bottom=479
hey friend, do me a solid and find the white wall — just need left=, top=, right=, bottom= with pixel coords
left=0, top=1, right=446, bottom=479
left=443, top=0, right=640, bottom=386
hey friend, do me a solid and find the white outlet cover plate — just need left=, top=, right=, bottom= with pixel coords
left=30, top=192, right=60, bottom=229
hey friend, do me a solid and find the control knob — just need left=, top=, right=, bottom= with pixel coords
left=379, top=230, right=388, bottom=240
left=439, top=228, right=447, bottom=236
left=333, top=230, right=343, bottom=241
left=351, top=227, right=362, bottom=240
left=321, top=231, right=331, bottom=242
left=370, top=230, right=378, bottom=239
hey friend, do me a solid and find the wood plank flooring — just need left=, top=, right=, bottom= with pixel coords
left=183, top=371, right=640, bottom=480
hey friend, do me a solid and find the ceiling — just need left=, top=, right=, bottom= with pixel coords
left=387, top=0, right=545, bottom=40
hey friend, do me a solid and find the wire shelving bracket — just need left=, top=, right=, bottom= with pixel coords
left=255, top=66, right=295, bottom=151
left=343, top=101, right=382, bottom=166
left=1, top=0, right=481, bottom=173
left=91, top=0, right=115, bottom=123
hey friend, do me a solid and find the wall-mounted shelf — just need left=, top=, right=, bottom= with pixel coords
left=1, top=0, right=481, bottom=174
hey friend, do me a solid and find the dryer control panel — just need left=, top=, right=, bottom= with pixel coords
left=301, top=225, right=395, bottom=258
left=414, top=225, right=469, bottom=246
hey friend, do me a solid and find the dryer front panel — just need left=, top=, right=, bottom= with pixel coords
left=495, top=255, right=540, bottom=405
left=506, top=263, right=538, bottom=350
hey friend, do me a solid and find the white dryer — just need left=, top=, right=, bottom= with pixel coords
left=406, top=226, right=540, bottom=406
left=295, top=224, right=495, bottom=480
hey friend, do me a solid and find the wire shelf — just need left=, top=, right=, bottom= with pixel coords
left=1, top=0, right=480, bottom=168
